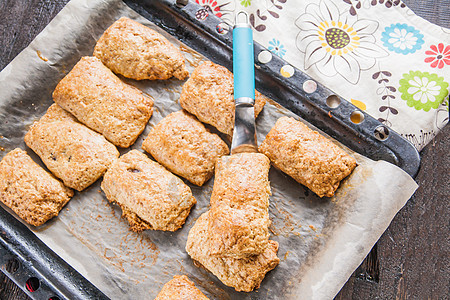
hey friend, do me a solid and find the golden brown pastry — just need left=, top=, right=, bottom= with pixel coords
left=53, top=56, right=154, bottom=148
left=208, top=153, right=271, bottom=257
left=24, top=104, right=119, bottom=191
left=179, top=61, right=267, bottom=135
left=142, top=110, right=229, bottom=186
left=259, top=116, right=357, bottom=197
left=101, top=150, right=196, bottom=232
left=186, top=212, right=280, bottom=292
left=154, top=275, right=209, bottom=300
left=0, top=148, right=73, bottom=226
left=94, top=17, right=189, bottom=81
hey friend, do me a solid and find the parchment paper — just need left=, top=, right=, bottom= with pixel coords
left=0, top=0, right=418, bottom=299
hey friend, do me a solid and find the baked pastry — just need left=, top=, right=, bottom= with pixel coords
left=24, top=104, right=119, bottom=191
left=155, top=275, right=209, bottom=300
left=179, top=61, right=267, bottom=135
left=101, top=150, right=196, bottom=232
left=208, top=153, right=271, bottom=257
left=93, top=17, right=189, bottom=81
left=259, top=117, right=357, bottom=197
left=0, top=148, right=73, bottom=226
left=186, top=212, right=280, bottom=292
left=53, top=56, right=154, bottom=148
left=142, top=110, right=229, bottom=186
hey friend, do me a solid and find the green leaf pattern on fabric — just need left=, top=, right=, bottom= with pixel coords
left=240, top=0, right=251, bottom=7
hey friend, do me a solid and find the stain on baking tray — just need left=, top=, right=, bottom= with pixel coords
left=0, top=136, right=5, bottom=152
left=36, top=50, right=49, bottom=62
left=282, top=162, right=374, bottom=291
left=269, top=200, right=303, bottom=237
left=188, top=261, right=232, bottom=300
left=61, top=195, right=159, bottom=276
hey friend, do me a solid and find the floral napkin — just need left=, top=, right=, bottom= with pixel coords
left=194, top=0, right=449, bottom=150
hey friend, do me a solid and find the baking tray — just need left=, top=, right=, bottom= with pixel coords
left=0, top=0, right=420, bottom=299
left=123, top=0, right=420, bottom=178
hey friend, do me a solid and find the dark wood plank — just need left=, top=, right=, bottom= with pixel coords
left=0, top=275, right=30, bottom=300
left=0, top=0, right=448, bottom=299
left=403, top=0, right=449, bottom=28
left=337, top=125, right=450, bottom=300
left=337, top=2, right=449, bottom=298
left=0, top=0, right=70, bottom=71
left=376, top=124, right=449, bottom=299
left=0, top=2, right=70, bottom=299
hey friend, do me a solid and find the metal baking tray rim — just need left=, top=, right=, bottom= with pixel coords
left=0, top=0, right=420, bottom=298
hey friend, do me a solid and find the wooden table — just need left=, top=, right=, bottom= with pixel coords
left=0, top=1, right=448, bottom=299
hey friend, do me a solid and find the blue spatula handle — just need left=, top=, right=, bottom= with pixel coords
left=233, top=23, right=255, bottom=100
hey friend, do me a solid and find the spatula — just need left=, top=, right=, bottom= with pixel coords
left=230, top=11, right=257, bottom=154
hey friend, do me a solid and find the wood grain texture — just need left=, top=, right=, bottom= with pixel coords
left=336, top=125, right=450, bottom=300
left=0, top=0, right=448, bottom=299
left=336, top=2, right=449, bottom=299
left=0, top=2, right=70, bottom=299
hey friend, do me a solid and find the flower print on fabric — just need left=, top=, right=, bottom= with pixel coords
left=342, top=0, right=406, bottom=16
left=295, top=0, right=388, bottom=84
left=381, top=23, right=424, bottom=55
left=248, top=0, right=287, bottom=32
left=399, top=71, right=449, bottom=112
left=424, top=43, right=450, bottom=69
left=268, top=38, right=286, bottom=58
left=195, top=0, right=235, bottom=23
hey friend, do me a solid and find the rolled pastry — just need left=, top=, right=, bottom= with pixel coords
left=101, top=150, right=196, bottom=232
left=53, top=56, right=154, bottom=148
left=94, top=17, right=189, bottom=81
left=0, top=148, right=73, bottom=226
left=142, top=110, right=229, bottom=186
left=155, top=275, right=209, bottom=300
left=24, top=104, right=119, bottom=191
left=179, top=61, right=267, bottom=135
left=259, top=116, right=357, bottom=197
left=186, top=212, right=279, bottom=292
left=208, top=153, right=271, bottom=257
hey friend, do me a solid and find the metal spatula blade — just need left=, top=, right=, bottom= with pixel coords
left=231, top=11, right=257, bottom=154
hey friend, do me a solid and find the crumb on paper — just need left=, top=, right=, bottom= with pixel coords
left=309, top=225, right=316, bottom=231
left=269, top=227, right=278, bottom=236
left=292, top=232, right=303, bottom=238
left=36, top=50, right=49, bottom=62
